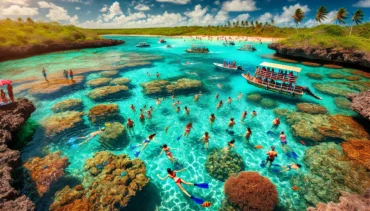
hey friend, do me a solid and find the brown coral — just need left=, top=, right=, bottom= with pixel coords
left=41, top=111, right=84, bottom=136
left=296, top=103, right=328, bottom=114
left=224, top=171, right=278, bottom=211
left=87, top=104, right=120, bottom=124
left=341, top=139, right=370, bottom=171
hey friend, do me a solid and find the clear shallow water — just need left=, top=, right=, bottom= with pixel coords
left=0, top=35, right=365, bottom=210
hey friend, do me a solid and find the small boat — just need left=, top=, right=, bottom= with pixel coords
left=158, top=39, right=166, bottom=43
left=229, top=41, right=235, bottom=46
left=185, top=44, right=209, bottom=54
left=213, top=62, right=244, bottom=72
left=238, top=44, right=256, bottom=51
left=242, top=62, right=322, bottom=99
left=166, top=44, right=172, bottom=48
left=136, top=42, right=150, bottom=47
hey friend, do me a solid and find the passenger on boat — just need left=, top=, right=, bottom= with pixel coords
left=223, top=61, right=226, bottom=67
left=256, top=66, right=259, bottom=72
left=228, top=63, right=230, bottom=68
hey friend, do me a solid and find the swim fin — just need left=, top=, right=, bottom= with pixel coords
left=266, top=130, right=274, bottom=136
left=271, top=169, right=281, bottom=173
left=71, top=144, right=79, bottom=149
left=177, top=135, right=182, bottom=141
left=272, top=164, right=280, bottom=167
left=194, top=183, right=209, bottom=189
left=68, top=137, right=77, bottom=143
left=260, top=160, right=266, bottom=168
left=291, top=151, right=298, bottom=159
left=134, top=151, right=141, bottom=157
left=190, top=196, right=205, bottom=205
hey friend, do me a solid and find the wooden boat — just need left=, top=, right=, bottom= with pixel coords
left=242, top=62, right=322, bottom=99
left=185, top=44, right=209, bottom=53
left=136, top=42, right=150, bottom=47
left=238, top=44, right=256, bottom=51
left=213, top=62, right=244, bottom=72
left=158, top=39, right=166, bottom=43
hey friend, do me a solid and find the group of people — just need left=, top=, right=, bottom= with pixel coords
left=0, top=84, right=14, bottom=105
left=223, top=61, right=237, bottom=68
left=41, top=68, right=74, bottom=82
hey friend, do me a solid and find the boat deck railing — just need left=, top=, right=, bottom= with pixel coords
left=255, top=70, right=297, bottom=83
left=242, top=74, right=304, bottom=94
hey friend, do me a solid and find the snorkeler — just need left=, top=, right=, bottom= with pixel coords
left=183, top=123, right=193, bottom=137
left=251, top=110, right=257, bottom=119
left=130, top=104, right=136, bottom=112
left=198, top=132, right=212, bottom=149
left=245, top=127, right=252, bottom=142
left=280, top=162, right=302, bottom=173
left=271, top=118, right=280, bottom=131
left=264, top=146, right=278, bottom=168
left=227, top=97, right=232, bottom=106
left=216, top=100, right=223, bottom=109
left=224, top=140, right=235, bottom=151
left=176, top=106, right=181, bottom=113
left=240, top=111, right=247, bottom=124
left=136, top=134, right=157, bottom=156
left=209, top=114, right=216, bottom=125
left=158, top=144, right=176, bottom=162
left=184, top=106, right=190, bottom=115
left=237, top=92, right=243, bottom=101
left=126, top=118, right=135, bottom=134
left=280, top=131, right=292, bottom=153
left=77, top=127, right=105, bottom=145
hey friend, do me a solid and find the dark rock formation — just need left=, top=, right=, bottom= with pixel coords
left=347, top=90, right=370, bottom=121
left=0, top=98, right=36, bottom=210
left=0, top=39, right=124, bottom=62
left=269, top=43, right=370, bottom=69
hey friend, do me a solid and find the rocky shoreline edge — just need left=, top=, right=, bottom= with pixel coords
left=0, top=39, right=124, bottom=62
left=268, top=43, right=370, bottom=70
left=0, top=99, right=36, bottom=210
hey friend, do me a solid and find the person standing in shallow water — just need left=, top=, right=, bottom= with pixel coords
left=6, top=84, right=14, bottom=103
left=126, top=118, right=135, bottom=135
left=63, top=70, right=68, bottom=80
left=209, top=114, right=215, bottom=125
left=42, top=68, right=47, bottom=81
left=245, top=127, right=252, bottom=142
left=69, top=69, right=74, bottom=81
left=183, top=123, right=193, bottom=137
left=264, top=146, right=277, bottom=168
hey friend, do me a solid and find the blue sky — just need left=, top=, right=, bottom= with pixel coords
left=0, top=0, right=369, bottom=28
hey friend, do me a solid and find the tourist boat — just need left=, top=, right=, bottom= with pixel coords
left=213, top=61, right=244, bottom=72
left=238, top=44, right=256, bottom=51
left=136, top=42, right=150, bottom=47
left=158, top=39, right=166, bottom=43
left=242, top=62, right=322, bottom=99
left=185, top=44, right=209, bottom=53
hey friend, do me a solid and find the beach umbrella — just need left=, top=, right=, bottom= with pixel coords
left=0, top=79, right=12, bottom=86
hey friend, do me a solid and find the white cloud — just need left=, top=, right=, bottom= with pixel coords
left=304, top=10, right=337, bottom=27
left=273, top=3, right=310, bottom=26
left=156, top=0, right=191, bottom=5
left=37, top=1, right=77, bottom=23
left=221, top=0, right=259, bottom=12
left=70, top=15, right=78, bottom=24
left=101, top=1, right=123, bottom=22
left=75, top=7, right=81, bottom=10
left=184, top=4, right=207, bottom=18
left=1, top=5, right=38, bottom=16
left=353, top=0, right=370, bottom=8
left=184, top=5, right=228, bottom=26
left=99, top=5, right=108, bottom=13
left=134, top=4, right=150, bottom=11
left=258, top=12, right=272, bottom=23
left=231, top=13, right=250, bottom=23
left=2, top=0, right=29, bottom=6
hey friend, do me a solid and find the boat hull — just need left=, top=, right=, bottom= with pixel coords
left=185, top=50, right=208, bottom=53
left=213, top=63, right=243, bottom=73
left=136, top=45, right=150, bottom=47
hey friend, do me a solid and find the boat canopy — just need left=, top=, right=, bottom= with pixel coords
left=259, top=62, right=301, bottom=73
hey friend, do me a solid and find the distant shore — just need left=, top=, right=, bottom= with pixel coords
left=101, top=34, right=284, bottom=43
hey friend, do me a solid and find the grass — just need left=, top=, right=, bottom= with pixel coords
left=0, top=19, right=101, bottom=47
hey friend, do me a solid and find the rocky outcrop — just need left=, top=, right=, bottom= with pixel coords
left=0, top=39, right=124, bottom=62
left=347, top=90, right=370, bottom=121
left=307, top=189, right=370, bottom=211
left=0, top=98, right=36, bottom=210
left=141, top=78, right=202, bottom=96
left=268, top=43, right=370, bottom=69
left=51, top=99, right=83, bottom=113
left=88, top=104, right=120, bottom=124
left=88, top=85, right=129, bottom=101
left=41, top=111, right=84, bottom=137
left=87, top=78, right=112, bottom=88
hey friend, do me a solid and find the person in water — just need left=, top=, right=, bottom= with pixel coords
left=224, top=140, right=235, bottom=151
left=183, top=123, right=193, bottom=137
left=78, top=128, right=105, bottom=145
left=156, top=98, right=162, bottom=105
left=237, top=92, right=243, bottom=101
left=279, top=131, right=291, bottom=153
left=126, top=118, right=135, bottom=134
left=228, top=118, right=236, bottom=129
left=138, top=133, right=157, bottom=151
left=194, top=94, right=200, bottom=102
left=280, top=162, right=302, bottom=173
left=147, top=110, right=152, bottom=119
left=184, top=106, right=190, bottom=115
left=146, top=72, right=151, bottom=76
left=156, top=72, right=160, bottom=78
left=227, top=97, right=232, bottom=106
left=251, top=110, right=257, bottom=119
left=158, top=144, right=176, bottom=162
left=240, top=111, right=247, bottom=124
left=209, top=114, right=216, bottom=125
left=139, top=112, right=145, bottom=122
left=271, top=118, right=280, bottom=131
left=198, top=132, right=212, bottom=149
left=216, top=100, right=223, bottom=109
left=42, top=68, right=47, bottom=81
left=264, top=146, right=278, bottom=168
left=69, top=69, right=74, bottom=81
left=130, top=104, right=135, bottom=112
left=165, top=126, right=170, bottom=133
left=176, top=106, right=181, bottom=113
left=173, top=100, right=181, bottom=107
left=215, top=93, right=219, bottom=99
left=245, top=127, right=252, bottom=142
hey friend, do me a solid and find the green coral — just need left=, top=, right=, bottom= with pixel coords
left=306, top=73, right=323, bottom=80
left=12, top=119, right=39, bottom=150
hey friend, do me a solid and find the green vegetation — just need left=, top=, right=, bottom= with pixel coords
left=0, top=18, right=101, bottom=47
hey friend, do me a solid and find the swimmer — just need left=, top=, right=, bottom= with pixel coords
left=228, top=118, right=236, bottom=128
left=217, top=83, right=223, bottom=89
left=237, top=92, right=243, bottom=101
left=280, top=131, right=291, bottom=153
left=130, top=104, right=135, bottom=112
left=172, top=100, right=181, bottom=107
left=146, top=72, right=151, bottom=76
left=209, top=114, right=216, bottom=125
left=245, top=127, right=252, bottom=142
left=280, top=162, right=302, bottom=173
left=138, top=134, right=157, bottom=151
left=184, top=106, right=190, bottom=115
left=194, top=94, right=200, bottom=102
left=78, top=128, right=105, bottom=145
left=224, top=140, right=235, bottom=151
left=176, top=106, right=181, bottom=113
left=215, top=93, right=219, bottom=99
left=264, top=146, right=278, bottom=168
left=156, top=98, right=162, bottom=105
left=240, top=111, right=247, bottom=124
left=172, top=95, right=175, bottom=101
left=143, top=105, right=147, bottom=109
left=186, top=61, right=190, bottom=65
left=147, top=110, right=152, bottom=119
left=216, top=100, right=223, bottom=109
left=183, top=123, right=193, bottom=137
left=140, top=112, right=145, bottom=121
left=150, top=106, right=154, bottom=112
left=165, top=126, right=170, bottom=133
left=198, top=132, right=211, bottom=149
left=126, top=118, right=135, bottom=134
left=158, top=144, right=176, bottom=162
left=227, top=97, right=232, bottom=106
left=271, top=118, right=280, bottom=131
left=156, top=72, right=160, bottom=78
left=251, top=110, right=257, bottom=119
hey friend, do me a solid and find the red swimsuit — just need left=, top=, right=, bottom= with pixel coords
left=169, top=172, right=181, bottom=183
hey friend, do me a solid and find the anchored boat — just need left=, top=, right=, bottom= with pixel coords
left=238, top=44, right=256, bottom=51
left=214, top=61, right=244, bottom=72
left=185, top=44, right=209, bottom=53
left=242, top=62, right=322, bottom=99
left=158, top=39, right=166, bottom=43
left=136, top=42, right=150, bottom=47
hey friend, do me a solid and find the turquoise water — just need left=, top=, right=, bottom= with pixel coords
left=0, top=35, right=364, bottom=210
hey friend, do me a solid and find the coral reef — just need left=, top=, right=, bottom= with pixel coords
left=87, top=78, right=111, bottom=87
left=205, top=149, right=244, bottom=181
left=307, top=189, right=370, bottom=211
left=141, top=78, right=202, bottom=95
left=323, top=64, right=343, bottom=69
left=327, top=73, right=345, bottom=79
left=273, top=108, right=291, bottom=117
left=29, top=77, right=83, bottom=96
left=246, top=93, right=262, bottom=102
left=306, top=73, right=323, bottom=80
left=51, top=99, right=83, bottom=113
left=313, top=83, right=356, bottom=97
left=100, top=70, right=119, bottom=77
left=345, top=76, right=362, bottom=81
left=341, top=139, right=370, bottom=171
left=41, top=111, right=84, bottom=136
left=110, top=78, right=131, bottom=85
left=259, top=98, right=278, bottom=108
left=98, top=122, right=127, bottom=149
left=24, top=151, right=70, bottom=196
left=50, top=151, right=149, bottom=211
left=88, top=85, right=129, bottom=101
left=0, top=98, right=36, bottom=210
left=290, top=143, right=370, bottom=207
left=88, top=104, right=120, bottom=124
left=334, top=97, right=351, bottom=109
left=296, top=103, right=328, bottom=114
left=347, top=90, right=370, bottom=121
left=223, top=172, right=278, bottom=211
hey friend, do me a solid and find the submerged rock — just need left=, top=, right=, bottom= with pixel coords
left=347, top=90, right=370, bottom=121
left=273, top=108, right=291, bottom=117
left=50, top=151, right=149, bottom=211
left=302, top=62, right=321, bottom=67
left=51, top=99, right=83, bottom=113
left=88, top=104, right=120, bottom=124
left=41, top=111, right=84, bottom=136
left=341, top=139, right=370, bottom=171
left=88, top=85, right=129, bottom=101
left=29, top=77, right=83, bottom=96
left=296, top=103, right=328, bottom=114
left=313, top=83, right=356, bottom=97
left=24, top=151, right=70, bottom=196
left=100, top=70, right=119, bottom=77
left=87, top=78, right=111, bottom=87
left=141, top=78, right=202, bottom=95
left=306, top=73, right=323, bottom=80
left=205, top=149, right=244, bottom=182
left=260, top=98, right=278, bottom=108
left=345, top=75, right=362, bottom=81
left=327, top=73, right=345, bottom=79
left=98, top=122, right=127, bottom=149
left=334, top=97, right=351, bottom=109
left=246, top=93, right=262, bottom=102
left=110, top=78, right=131, bottom=85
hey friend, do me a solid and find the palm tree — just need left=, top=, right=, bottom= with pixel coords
left=332, top=8, right=348, bottom=24
left=350, top=9, right=364, bottom=35
left=236, top=20, right=239, bottom=27
left=17, top=18, right=23, bottom=23
left=26, top=17, right=34, bottom=24
left=251, top=21, right=254, bottom=27
left=241, top=20, right=245, bottom=27
left=315, top=6, right=328, bottom=24
left=227, top=21, right=231, bottom=28
left=271, top=19, right=275, bottom=25
left=292, top=8, right=305, bottom=34
left=245, top=20, right=249, bottom=27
